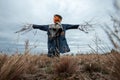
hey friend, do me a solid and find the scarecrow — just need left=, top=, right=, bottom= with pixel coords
left=16, top=14, right=93, bottom=57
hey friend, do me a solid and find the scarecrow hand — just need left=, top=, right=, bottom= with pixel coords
left=78, top=22, right=94, bottom=33
left=15, top=24, right=33, bottom=33
left=78, top=25, right=89, bottom=33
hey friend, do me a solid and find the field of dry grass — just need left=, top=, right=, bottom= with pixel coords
left=0, top=51, right=120, bottom=80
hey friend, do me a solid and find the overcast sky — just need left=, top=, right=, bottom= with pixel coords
left=0, top=0, right=116, bottom=53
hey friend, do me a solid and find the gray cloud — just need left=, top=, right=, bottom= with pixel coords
left=0, top=0, right=115, bottom=53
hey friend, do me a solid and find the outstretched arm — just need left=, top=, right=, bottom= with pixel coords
left=15, top=24, right=49, bottom=34
left=64, top=24, right=79, bottom=30
left=33, top=24, right=49, bottom=31
left=64, top=23, right=93, bottom=33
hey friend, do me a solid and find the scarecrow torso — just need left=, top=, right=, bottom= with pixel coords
left=47, top=24, right=70, bottom=53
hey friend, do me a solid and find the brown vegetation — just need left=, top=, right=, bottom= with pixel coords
left=0, top=52, right=120, bottom=80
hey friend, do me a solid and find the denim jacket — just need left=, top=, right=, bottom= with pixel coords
left=33, top=24, right=79, bottom=53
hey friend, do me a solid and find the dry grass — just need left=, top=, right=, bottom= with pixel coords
left=0, top=52, right=120, bottom=80
left=107, top=52, right=120, bottom=80
left=53, top=56, right=78, bottom=76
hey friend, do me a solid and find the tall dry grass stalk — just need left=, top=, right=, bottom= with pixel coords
left=111, top=53, right=120, bottom=80
left=101, top=2, right=120, bottom=79
left=24, top=40, right=30, bottom=54
left=0, top=54, right=29, bottom=80
left=0, top=54, right=51, bottom=80
left=106, top=51, right=120, bottom=80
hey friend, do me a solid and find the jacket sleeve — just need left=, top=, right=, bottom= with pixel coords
left=63, top=24, right=79, bottom=30
left=32, top=24, right=49, bottom=31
